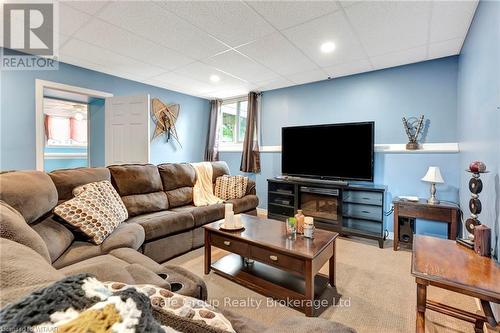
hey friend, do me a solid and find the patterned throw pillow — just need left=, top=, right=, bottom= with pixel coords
left=54, top=180, right=128, bottom=245
left=214, top=175, right=248, bottom=201
left=105, top=282, right=236, bottom=333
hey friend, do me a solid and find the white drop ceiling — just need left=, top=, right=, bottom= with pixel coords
left=53, top=0, right=477, bottom=99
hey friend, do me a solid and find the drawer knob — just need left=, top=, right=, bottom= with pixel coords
left=362, top=210, right=370, bottom=214
left=223, top=241, right=231, bottom=246
left=362, top=197, right=370, bottom=200
left=269, top=255, right=278, bottom=261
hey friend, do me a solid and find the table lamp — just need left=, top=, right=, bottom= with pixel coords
left=422, top=166, right=444, bottom=204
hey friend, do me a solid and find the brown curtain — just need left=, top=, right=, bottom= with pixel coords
left=240, top=92, right=261, bottom=173
left=204, top=99, right=222, bottom=161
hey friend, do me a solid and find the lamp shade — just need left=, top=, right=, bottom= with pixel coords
left=422, top=166, right=445, bottom=184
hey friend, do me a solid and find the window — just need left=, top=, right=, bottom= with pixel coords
left=44, top=98, right=88, bottom=147
left=219, top=98, right=247, bottom=145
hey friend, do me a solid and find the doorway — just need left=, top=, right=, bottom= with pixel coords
left=35, top=80, right=112, bottom=171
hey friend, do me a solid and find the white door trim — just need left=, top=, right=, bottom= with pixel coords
left=35, top=79, right=113, bottom=171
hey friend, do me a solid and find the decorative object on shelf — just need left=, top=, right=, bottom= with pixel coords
left=295, top=209, right=305, bottom=234
left=421, top=166, right=445, bottom=204
left=402, top=115, right=425, bottom=150
left=474, top=225, right=491, bottom=257
left=151, top=98, right=181, bottom=146
left=303, top=216, right=315, bottom=239
left=469, top=160, right=487, bottom=173
left=286, top=217, right=297, bottom=240
left=457, top=162, right=489, bottom=249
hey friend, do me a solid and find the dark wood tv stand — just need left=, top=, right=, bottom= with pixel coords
left=268, top=177, right=387, bottom=248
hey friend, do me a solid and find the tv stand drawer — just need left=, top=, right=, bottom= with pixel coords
left=343, top=191, right=383, bottom=206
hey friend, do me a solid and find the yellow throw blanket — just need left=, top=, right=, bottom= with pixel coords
left=191, top=162, right=223, bottom=207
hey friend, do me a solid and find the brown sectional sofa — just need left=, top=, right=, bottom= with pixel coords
left=0, top=161, right=257, bottom=296
left=0, top=161, right=356, bottom=333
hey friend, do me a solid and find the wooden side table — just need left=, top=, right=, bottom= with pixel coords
left=393, top=198, right=460, bottom=251
left=412, top=236, right=500, bottom=333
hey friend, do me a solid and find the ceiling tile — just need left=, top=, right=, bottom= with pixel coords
left=370, top=45, right=427, bottom=71
left=58, top=3, right=92, bottom=36
left=61, top=38, right=165, bottom=79
left=96, top=2, right=228, bottom=60
left=283, top=11, right=366, bottom=67
left=429, top=1, right=478, bottom=43
left=237, top=33, right=318, bottom=76
left=428, top=38, right=463, bottom=59
left=285, top=69, right=328, bottom=85
left=73, top=19, right=193, bottom=71
left=254, top=78, right=294, bottom=92
left=345, top=1, right=431, bottom=57
left=152, top=71, right=215, bottom=95
left=203, top=50, right=280, bottom=83
left=161, top=1, right=275, bottom=47
left=247, top=1, right=339, bottom=30
left=324, top=59, right=372, bottom=78
left=62, top=1, right=110, bottom=15
left=173, top=62, right=247, bottom=89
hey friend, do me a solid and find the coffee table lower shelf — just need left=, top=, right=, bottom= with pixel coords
left=210, top=253, right=337, bottom=316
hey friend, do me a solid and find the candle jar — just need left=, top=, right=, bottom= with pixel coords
left=286, top=217, right=297, bottom=240
left=303, top=223, right=315, bottom=239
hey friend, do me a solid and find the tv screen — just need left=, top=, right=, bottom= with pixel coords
left=281, top=122, right=374, bottom=181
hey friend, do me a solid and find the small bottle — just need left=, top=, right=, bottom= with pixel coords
left=295, top=209, right=305, bottom=234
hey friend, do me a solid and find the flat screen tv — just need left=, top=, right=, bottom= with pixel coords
left=281, top=122, right=374, bottom=181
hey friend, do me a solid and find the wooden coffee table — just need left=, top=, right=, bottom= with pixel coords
left=204, top=214, right=339, bottom=316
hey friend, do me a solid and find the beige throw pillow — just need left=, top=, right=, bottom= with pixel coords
left=54, top=180, right=128, bottom=245
left=214, top=175, right=248, bottom=201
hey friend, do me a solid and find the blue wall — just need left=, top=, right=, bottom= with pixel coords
left=0, top=53, right=210, bottom=170
left=457, top=0, right=500, bottom=260
left=221, top=57, right=461, bottom=238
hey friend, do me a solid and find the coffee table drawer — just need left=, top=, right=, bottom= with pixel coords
left=250, top=245, right=304, bottom=273
left=211, top=234, right=249, bottom=256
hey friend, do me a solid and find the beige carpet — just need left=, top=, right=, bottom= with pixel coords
left=168, top=236, right=478, bottom=333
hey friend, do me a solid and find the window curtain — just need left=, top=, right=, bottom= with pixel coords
left=204, top=99, right=222, bottom=161
left=240, top=92, right=261, bottom=173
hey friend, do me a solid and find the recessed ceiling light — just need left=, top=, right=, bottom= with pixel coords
left=209, top=74, right=220, bottom=82
left=320, top=41, right=336, bottom=54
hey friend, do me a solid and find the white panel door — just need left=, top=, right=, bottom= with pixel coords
left=105, top=94, right=150, bottom=165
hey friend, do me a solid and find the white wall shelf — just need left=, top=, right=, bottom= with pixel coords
left=44, top=153, right=88, bottom=159
left=221, top=143, right=460, bottom=154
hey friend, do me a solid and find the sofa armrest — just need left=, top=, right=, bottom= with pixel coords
left=100, top=222, right=145, bottom=253
left=246, top=179, right=256, bottom=195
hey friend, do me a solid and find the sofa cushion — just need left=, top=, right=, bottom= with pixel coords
left=158, top=163, right=196, bottom=208
left=51, top=223, right=145, bottom=269
left=109, top=164, right=164, bottom=196
left=225, top=195, right=259, bottom=214
left=31, top=215, right=74, bottom=263
left=158, top=163, right=196, bottom=190
left=211, top=161, right=230, bottom=182
left=109, top=164, right=169, bottom=216
left=0, top=201, right=51, bottom=262
left=48, top=167, right=110, bottom=202
left=100, top=222, right=145, bottom=253
left=126, top=210, right=194, bottom=240
left=54, top=180, right=128, bottom=245
left=171, top=204, right=224, bottom=227
left=58, top=255, right=169, bottom=289
left=0, top=171, right=58, bottom=224
left=0, top=238, right=63, bottom=307
left=121, top=192, right=169, bottom=217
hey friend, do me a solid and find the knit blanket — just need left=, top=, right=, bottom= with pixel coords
left=191, top=162, right=223, bottom=207
left=0, top=274, right=235, bottom=333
